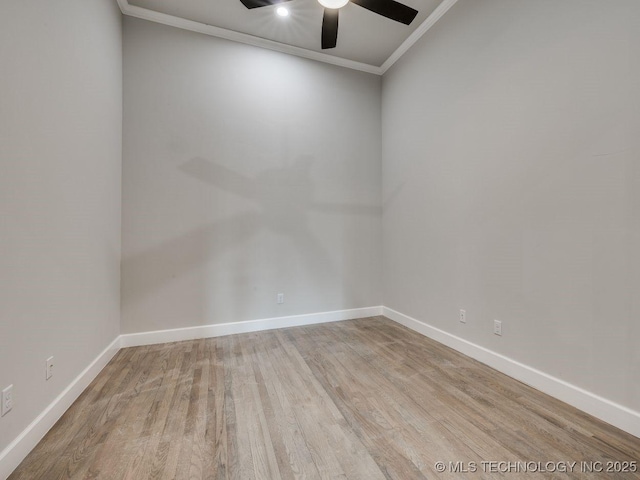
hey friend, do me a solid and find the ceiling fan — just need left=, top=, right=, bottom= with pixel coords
left=239, top=0, right=419, bottom=49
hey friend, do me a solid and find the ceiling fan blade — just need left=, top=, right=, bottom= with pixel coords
left=350, top=0, right=418, bottom=25
left=322, top=8, right=339, bottom=49
left=239, top=0, right=292, bottom=9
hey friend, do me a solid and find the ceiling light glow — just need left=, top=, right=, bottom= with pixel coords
left=318, top=0, right=349, bottom=9
left=276, top=6, right=289, bottom=16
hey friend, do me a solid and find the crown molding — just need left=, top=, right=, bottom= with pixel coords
left=117, top=0, right=382, bottom=74
left=380, top=0, right=458, bottom=74
left=116, top=0, right=129, bottom=15
left=115, top=0, right=457, bottom=76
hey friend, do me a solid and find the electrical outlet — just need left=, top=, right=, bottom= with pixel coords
left=46, top=356, right=54, bottom=380
left=1, top=385, right=13, bottom=417
left=277, top=293, right=284, bottom=304
left=494, top=320, right=502, bottom=336
left=459, top=309, right=466, bottom=324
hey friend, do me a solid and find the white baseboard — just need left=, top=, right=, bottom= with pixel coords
left=0, top=336, right=121, bottom=480
left=120, top=306, right=384, bottom=348
left=0, top=306, right=382, bottom=479
left=383, top=306, right=640, bottom=439
left=4, top=304, right=637, bottom=480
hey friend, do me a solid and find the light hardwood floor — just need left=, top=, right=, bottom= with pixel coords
left=9, top=316, right=640, bottom=479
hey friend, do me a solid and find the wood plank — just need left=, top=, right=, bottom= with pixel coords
left=8, top=317, right=640, bottom=480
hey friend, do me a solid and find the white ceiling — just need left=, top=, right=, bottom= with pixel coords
left=120, top=0, right=456, bottom=73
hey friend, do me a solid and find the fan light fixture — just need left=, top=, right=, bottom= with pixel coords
left=318, top=0, right=349, bottom=9
left=276, top=6, right=289, bottom=16
left=238, top=0, right=418, bottom=50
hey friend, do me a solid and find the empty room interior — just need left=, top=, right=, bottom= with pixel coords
left=1, top=0, right=640, bottom=478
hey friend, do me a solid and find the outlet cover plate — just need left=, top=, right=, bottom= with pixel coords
left=1, top=385, right=13, bottom=416
left=494, top=320, right=502, bottom=336
left=46, top=356, right=54, bottom=380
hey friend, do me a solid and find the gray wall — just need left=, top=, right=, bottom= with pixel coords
left=0, top=0, right=122, bottom=453
left=382, top=0, right=640, bottom=411
left=122, top=18, right=382, bottom=334
left=3, top=0, right=637, bottom=458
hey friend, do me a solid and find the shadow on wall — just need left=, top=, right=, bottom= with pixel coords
left=179, top=157, right=382, bottom=219
left=122, top=156, right=382, bottom=321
